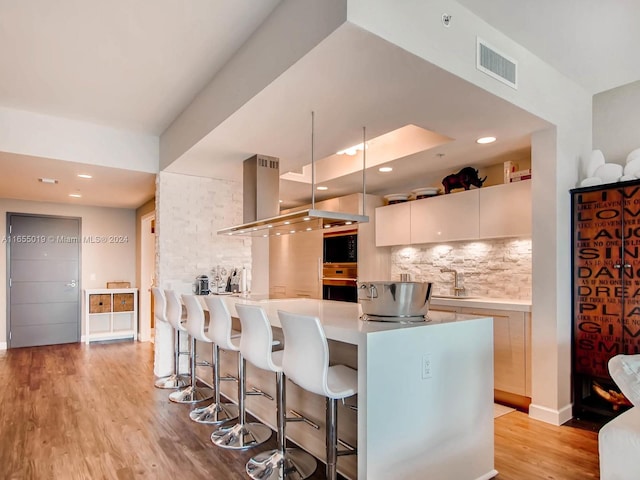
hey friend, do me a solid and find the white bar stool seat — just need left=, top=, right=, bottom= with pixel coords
left=168, top=295, right=214, bottom=404
left=154, top=289, right=190, bottom=389
left=208, top=296, right=272, bottom=450
left=278, top=310, right=358, bottom=480
left=236, top=304, right=317, bottom=479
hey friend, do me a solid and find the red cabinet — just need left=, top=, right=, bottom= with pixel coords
left=572, top=182, right=640, bottom=420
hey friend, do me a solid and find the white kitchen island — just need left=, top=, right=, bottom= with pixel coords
left=200, top=296, right=497, bottom=480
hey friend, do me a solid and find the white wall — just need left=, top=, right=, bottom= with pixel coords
left=593, top=80, right=640, bottom=164
left=153, top=171, right=250, bottom=376
left=347, top=0, right=592, bottom=425
left=0, top=199, right=136, bottom=347
left=0, top=106, right=158, bottom=173
left=391, top=238, right=531, bottom=299
left=156, top=172, right=251, bottom=290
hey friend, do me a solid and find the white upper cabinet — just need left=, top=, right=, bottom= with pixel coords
left=375, top=202, right=411, bottom=246
left=410, top=189, right=480, bottom=244
left=479, top=180, right=531, bottom=239
left=374, top=180, right=532, bottom=246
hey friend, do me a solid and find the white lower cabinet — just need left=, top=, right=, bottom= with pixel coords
left=84, top=288, right=138, bottom=344
left=432, top=305, right=531, bottom=399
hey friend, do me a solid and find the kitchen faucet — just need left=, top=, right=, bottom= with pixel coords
left=440, top=267, right=466, bottom=297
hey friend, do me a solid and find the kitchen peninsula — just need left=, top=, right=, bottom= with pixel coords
left=198, top=296, right=497, bottom=480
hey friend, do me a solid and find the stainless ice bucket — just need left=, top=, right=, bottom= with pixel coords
left=357, top=281, right=433, bottom=317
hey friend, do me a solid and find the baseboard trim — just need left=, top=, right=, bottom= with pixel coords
left=0, top=342, right=6, bottom=350
left=529, top=402, right=573, bottom=426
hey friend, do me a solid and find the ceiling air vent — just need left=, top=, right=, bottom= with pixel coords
left=476, top=38, right=517, bottom=89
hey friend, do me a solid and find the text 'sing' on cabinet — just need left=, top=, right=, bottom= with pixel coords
left=84, top=288, right=138, bottom=344
left=571, top=181, right=640, bottom=422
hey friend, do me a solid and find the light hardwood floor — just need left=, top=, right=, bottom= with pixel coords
left=0, top=341, right=599, bottom=479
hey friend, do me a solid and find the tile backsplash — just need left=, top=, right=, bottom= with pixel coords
left=156, top=171, right=251, bottom=291
left=391, top=238, right=532, bottom=300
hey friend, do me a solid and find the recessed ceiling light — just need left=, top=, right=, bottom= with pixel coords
left=379, top=167, right=393, bottom=173
left=476, top=136, right=496, bottom=144
left=337, top=142, right=365, bottom=156
left=77, top=174, right=92, bottom=179
left=303, top=217, right=310, bottom=221
left=345, top=221, right=353, bottom=225
left=38, top=177, right=58, bottom=184
left=306, top=227, right=312, bottom=231
left=317, top=186, right=328, bottom=191
left=68, top=193, right=82, bottom=198
left=279, top=199, right=283, bottom=203
left=284, top=221, right=290, bottom=225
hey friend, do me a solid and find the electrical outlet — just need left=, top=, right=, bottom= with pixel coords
left=422, top=353, right=433, bottom=379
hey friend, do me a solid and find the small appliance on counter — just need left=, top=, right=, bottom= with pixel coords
left=357, top=281, right=433, bottom=322
left=194, top=275, right=210, bottom=295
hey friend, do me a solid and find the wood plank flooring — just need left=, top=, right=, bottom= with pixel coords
left=0, top=341, right=600, bottom=479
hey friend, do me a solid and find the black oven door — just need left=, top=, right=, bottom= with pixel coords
left=322, top=279, right=358, bottom=303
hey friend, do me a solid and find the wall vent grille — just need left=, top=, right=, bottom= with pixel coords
left=477, top=38, right=518, bottom=89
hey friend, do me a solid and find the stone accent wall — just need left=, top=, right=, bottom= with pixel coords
left=391, top=238, right=532, bottom=300
left=154, top=171, right=251, bottom=376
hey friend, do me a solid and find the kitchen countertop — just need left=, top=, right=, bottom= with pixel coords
left=430, top=295, right=532, bottom=312
left=212, top=295, right=486, bottom=346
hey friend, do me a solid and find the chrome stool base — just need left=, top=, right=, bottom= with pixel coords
left=168, top=385, right=214, bottom=404
left=211, top=422, right=272, bottom=450
left=246, top=448, right=317, bottom=480
left=189, top=402, right=239, bottom=425
left=154, top=373, right=191, bottom=389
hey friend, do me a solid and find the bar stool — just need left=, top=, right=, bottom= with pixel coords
left=168, top=295, right=215, bottom=404
left=155, top=289, right=190, bottom=389
left=208, top=296, right=272, bottom=450
left=278, top=310, right=358, bottom=480
left=188, top=296, right=240, bottom=424
left=236, top=304, right=317, bottom=480
left=152, top=287, right=173, bottom=389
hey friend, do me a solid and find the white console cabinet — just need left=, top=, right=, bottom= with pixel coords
left=84, top=288, right=138, bottom=344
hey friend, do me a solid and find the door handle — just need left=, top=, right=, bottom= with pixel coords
left=66, top=280, right=77, bottom=288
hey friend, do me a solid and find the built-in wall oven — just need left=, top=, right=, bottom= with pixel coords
left=322, top=230, right=358, bottom=303
left=322, top=264, right=358, bottom=303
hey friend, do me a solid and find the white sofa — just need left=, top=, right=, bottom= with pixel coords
left=599, top=355, right=640, bottom=480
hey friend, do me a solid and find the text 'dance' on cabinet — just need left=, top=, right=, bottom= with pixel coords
left=571, top=182, right=640, bottom=420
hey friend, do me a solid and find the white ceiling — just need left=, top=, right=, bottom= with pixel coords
left=169, top=24, right=547, bottom=207
left=0, top=0, right=281, bottom=208
left=0, top=1, right=638, bottom=209
left=456, top=0, right=640, bottom=94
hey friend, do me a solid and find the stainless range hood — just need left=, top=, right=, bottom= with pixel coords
left=217, top=153, right=369, bottom=237
left=217, top=207, right=369, bottom=237
left=218, top=115, right=369, bottom=237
